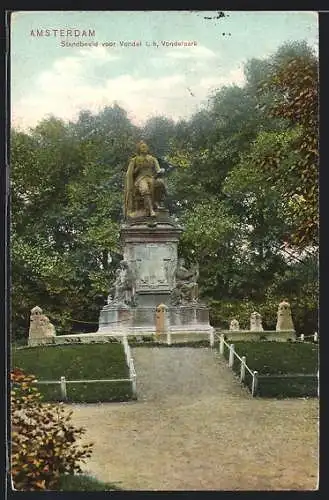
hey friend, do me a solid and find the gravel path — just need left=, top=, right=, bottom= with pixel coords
left=69, top=347, right=319, bottom=491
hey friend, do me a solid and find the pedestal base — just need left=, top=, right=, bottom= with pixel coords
left=97, top=303, right=214, bottom=337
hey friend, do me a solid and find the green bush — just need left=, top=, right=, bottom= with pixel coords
left=209, top=298, right=318, bottom=334
left=11, top=369, right=93, bottom=491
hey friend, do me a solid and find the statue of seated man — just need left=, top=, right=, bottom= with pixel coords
left=171, top=258, right=199, bottom=305
left=124, top=141, right=167, bottom=218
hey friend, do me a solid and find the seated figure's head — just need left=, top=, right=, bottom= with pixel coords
left=137, top=141, right=149, bottom=154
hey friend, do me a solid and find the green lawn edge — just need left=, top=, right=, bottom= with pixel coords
left=222, top=341, right=318, bottom=398
left=12, top=343, right=133, bottom=403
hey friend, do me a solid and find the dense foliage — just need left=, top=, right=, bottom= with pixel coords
left=11, top=41, right=318, bottom=339
left=10, top=368, right=93, bottom=490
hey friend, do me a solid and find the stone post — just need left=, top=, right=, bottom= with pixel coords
left=28, top=306, right=56, bottom=346
left=276, top=300, right=295, bottom=331
left=240, top=356, right=246, bottom=382
left=228, top=344, right=235, bottom=368
left=219, top=334, right=225, bottom=355
left=155, top=303, right=169, bottom=336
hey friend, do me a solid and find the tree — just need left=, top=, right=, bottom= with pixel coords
left=142, top=116, right=176, bottom=157
left=11, top=105, right=139, bottom=338
left=259, top=41, right=318, bottom=248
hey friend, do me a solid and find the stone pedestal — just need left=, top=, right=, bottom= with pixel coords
left=121, top=215, right=182, bottom=296
left=97, top=213, right=214, bottom=339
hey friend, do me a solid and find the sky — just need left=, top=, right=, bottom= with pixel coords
left=10, top=11, right=318, bottom=130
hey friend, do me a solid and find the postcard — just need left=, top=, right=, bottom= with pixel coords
left=9, top=10, right=319, bottom=492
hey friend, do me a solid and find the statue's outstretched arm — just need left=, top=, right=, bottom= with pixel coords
left=154, top=157, right=165, bottom=176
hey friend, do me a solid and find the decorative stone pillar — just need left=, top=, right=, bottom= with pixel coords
left=28, top=306, right=56, bottom=346
left=276, top=300, right=295, bottom=331
left=155, top=303, right=169, bottom=335
left=229, top=319, right=240, bottom=331
left=250, top=311, right=263, bottom=332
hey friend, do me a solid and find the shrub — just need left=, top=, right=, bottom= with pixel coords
left=11, top=368, right=93, bottom=491
left=209, top=297, right=318, bottom=334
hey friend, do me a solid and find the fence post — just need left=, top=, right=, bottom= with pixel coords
left=132, top=374, right=137, bottom=397
left=228, top=344, right=235, bottom=368
left=129, top=357, right=137, bottom=397
left=314, top=332, right=318, bottom=342
left=317, top=369, right=319, bottom=398
left=126, top=344, right=131, bottom=362
left=60, top=376, right=67, bottom=401
left=122, top=335, right=128, bottom=355
left=300, top=333, right=304, bottom=341
left=209, top=330, right=214, bottom=348
left=240, top=356, right=246, bottom=382
left=167, top=331, right=171, bottom=346
left=251, top=371, right=258, bottom=397
left=219, top=334, right=224, bottom=355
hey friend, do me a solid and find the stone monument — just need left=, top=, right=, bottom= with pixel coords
left=276, top=299, right=295, bottom=331
left=28, top=306, right=56, bottom=346
left=98, top=141, right=213, bottom=339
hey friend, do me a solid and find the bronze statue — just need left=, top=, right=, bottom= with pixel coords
left=171, top=258, right=199, bottom=305
left=124, top=141, right=167, bottom=218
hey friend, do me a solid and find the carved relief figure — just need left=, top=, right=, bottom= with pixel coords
left=276, top=299, right=295, bottom=331
left=124, top=141, right=167, bottom=218
left=109, top=260, right=136, bottom=306
left=171, top=258, right=199, bottom=305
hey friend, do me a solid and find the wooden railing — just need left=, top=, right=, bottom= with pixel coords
left=298, top=332, right=318, bottom=342
left=35, top=376, right=132, bottom=401
left=33, top=339, right=137, bottom=401
left=215, top=333, right=319, bottom=397
left=122, top=335, right=137, bottom=397
left=216, top=333, right=259, bottom=396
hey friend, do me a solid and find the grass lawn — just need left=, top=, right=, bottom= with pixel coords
left=12, top=343, right=133, bottom=403
left=223, top=341, right=319, bottom=398
left=57, top=474, right=122, bottom=491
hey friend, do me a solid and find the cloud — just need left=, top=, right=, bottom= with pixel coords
left=164, top=45, right=217, bottom=59
left=78, top=45, right=120, bottom=62
left=11, top=48, right=245, bottom=130
left=200, top=66, right=246, bottom=91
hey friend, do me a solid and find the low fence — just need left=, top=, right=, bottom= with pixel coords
left=298, top=332, right=318, bottom=342
left=35, top=376, right=132, bottom=401
left=32, top=340, right=137, bottom=401
left=215, top=333, right=319, bottom=397
left=122, top=335, right=137, bottom=397
left=216, top=334, right=259, bottom=396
